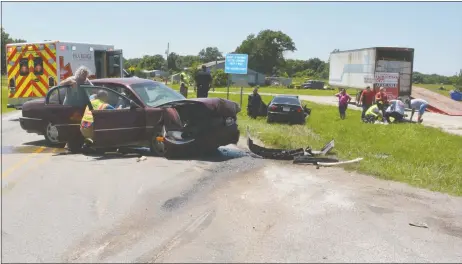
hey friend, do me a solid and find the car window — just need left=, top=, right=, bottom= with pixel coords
left=47, top=86, right=69, bottom=105
left=131, top=81, right=184, bottom=107
left=272, top=97, right=300, bottom=105
left=82, top=86, right=134, bottom=110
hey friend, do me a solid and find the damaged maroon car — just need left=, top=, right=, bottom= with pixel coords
left=19, top=78, right=241, bottom=158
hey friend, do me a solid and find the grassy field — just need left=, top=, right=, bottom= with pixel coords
left=207, top=92, right=462, bottom=196
left=414, top=83, right=457, bottom=97
left=1, top=76, right=15, bottom=114
left=169, top=83, right=359, bottom=97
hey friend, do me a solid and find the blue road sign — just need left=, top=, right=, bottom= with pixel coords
left=225, top=54, right=248, bottom=74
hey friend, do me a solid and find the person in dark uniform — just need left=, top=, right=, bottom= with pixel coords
left=194, top=65, right=212, bottom=98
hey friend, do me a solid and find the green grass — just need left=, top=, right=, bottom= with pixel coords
left=1, top=76, right=15, bottom=114
left=413, top=83, right=457, bottom=97
left=208, top=92, right=462, bottom=196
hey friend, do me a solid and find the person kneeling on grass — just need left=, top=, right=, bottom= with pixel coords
left=335, top=88, right=351, bottom=120
left=384, top=99, right=406, bottom=123
left=364, top=103, right=383, bottom=123
left=80, top=90, right=116, bottom=146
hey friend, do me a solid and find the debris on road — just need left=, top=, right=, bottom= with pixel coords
left=246, top=126, right=363, bottom=167
left=409, top=222, right=429, bottom=229
left=136, top=156, right=147, bottom=162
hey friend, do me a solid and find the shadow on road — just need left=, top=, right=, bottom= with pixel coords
left=22, top=139, right=49, bottom=147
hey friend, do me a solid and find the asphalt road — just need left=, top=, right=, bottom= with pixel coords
left=2, top=110, right=462, bottom=263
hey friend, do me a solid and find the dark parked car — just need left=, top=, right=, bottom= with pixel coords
left=19, top=78, right=241, bottom=158
left=301, top=80, right=325, bottom=89
left=266, top=95, right=310, bottom=124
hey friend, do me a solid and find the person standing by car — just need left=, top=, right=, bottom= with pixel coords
left=80, top=90, right=115, bottom=145
left=194, top=65, right=212, bottom=98
left=59, top=66, right=94, bottom=106
left=248, top=86, right=263, bottom=119
left=358, top=86, right=375, bottom=120
left=406, top=98, right=428, bottom=123
left=335, top=88, right=351, bottom=120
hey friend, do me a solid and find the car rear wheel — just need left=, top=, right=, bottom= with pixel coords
left=44, top=122, right=65, bottom=148
left=267, top=116, right=273, bottom=123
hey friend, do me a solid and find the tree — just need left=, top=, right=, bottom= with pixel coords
left=1, top=27, right=26, bottom=74
left=198, top=47, right=223, bottom=63
left=138, top=55, right=165, bottom=70
left=167, top=52, right=181, bottom=72
left=179, top=55, right=200, bottom=69
left=235, top=29, right=296, bottom=75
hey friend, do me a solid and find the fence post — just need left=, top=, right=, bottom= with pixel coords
left=240, top=86, right=243, bottom=107
left=227, top=74, right=230, bottom=100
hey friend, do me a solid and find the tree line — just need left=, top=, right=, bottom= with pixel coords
left=1, top=27, right=460, bottom=87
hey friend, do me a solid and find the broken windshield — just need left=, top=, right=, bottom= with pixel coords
left=131, top=81, right=185, bottom=107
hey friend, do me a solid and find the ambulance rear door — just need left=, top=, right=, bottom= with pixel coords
left=106, top=49, right=124, bottom=78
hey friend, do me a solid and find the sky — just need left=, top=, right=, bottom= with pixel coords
left=2, top=1, right=462, bottom=76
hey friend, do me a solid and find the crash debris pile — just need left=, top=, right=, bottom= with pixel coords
left=246, top=127, right=363, bottom=167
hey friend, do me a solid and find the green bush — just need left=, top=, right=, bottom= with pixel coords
left=212, top=69, right=228, bottom=87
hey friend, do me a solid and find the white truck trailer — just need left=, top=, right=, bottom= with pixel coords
left=328, top=47, right=414, bottom=102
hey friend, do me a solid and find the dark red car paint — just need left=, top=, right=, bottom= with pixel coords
left=19, top=78, right=240, bottom=155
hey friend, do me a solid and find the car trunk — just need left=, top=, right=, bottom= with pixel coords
left=269, top=103, right=301, bottom=113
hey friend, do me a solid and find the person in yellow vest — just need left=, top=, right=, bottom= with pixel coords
left=80, top=90, right=115, bottom=144
left=179, top=72, right=188, bottom=98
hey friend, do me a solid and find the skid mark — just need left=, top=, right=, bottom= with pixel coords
left=136, top=209, right=216, bottom=263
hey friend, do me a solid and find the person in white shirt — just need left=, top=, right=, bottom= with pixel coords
left=384, top=99, right=406, bottom=123
left=405, top=98, right=428, bottom=123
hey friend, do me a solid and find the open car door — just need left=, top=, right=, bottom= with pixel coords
left=83, top=86, right=146, bottom=148
left=45, top=85, right=90, bottom=142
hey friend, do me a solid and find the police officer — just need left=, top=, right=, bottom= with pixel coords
left=194, top=65, right=212, bottom=98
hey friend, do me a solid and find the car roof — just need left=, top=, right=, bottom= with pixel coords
left=274, top=95, right=299, bottom=99
left=91, top=78, right=158, bottom=86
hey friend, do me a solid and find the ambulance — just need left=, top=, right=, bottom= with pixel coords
left=6, top=41, right=126, bottom=109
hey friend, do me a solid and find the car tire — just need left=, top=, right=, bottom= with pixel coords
left=267, top=117, right=273, bottom=123
left=44, top=122, right=66, bottom=148
left=150, top=126, right=174, bottom=159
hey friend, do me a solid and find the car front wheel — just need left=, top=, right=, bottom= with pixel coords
left=44, top=122, right=65, bottom=148
left=150, top=126, right=174, bottom=158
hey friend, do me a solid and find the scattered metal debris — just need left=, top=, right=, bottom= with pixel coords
left=409, top=222, right=428, bottom=229
left=246, top=126, right=362, bottom=167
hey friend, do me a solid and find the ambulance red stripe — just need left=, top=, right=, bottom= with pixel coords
left=7, top=47, right=29, bottom=76
left=7, top=47, right=17, bottom=62
left=32, top=45, right=57, bottom=73
left=43, top=44, right=57, bottom=61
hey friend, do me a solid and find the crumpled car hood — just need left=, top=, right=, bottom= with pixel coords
left=158, top=98, right=241, bottom=117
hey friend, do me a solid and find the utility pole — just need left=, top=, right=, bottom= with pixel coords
left=165, top=42, right=169, bottom=84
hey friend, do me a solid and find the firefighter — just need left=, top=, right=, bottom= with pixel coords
left=364, top=103, right=384, bottom=123
left=179, top=72, right=188, bottom=98
left=80, top=90, right=115, bottom=145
